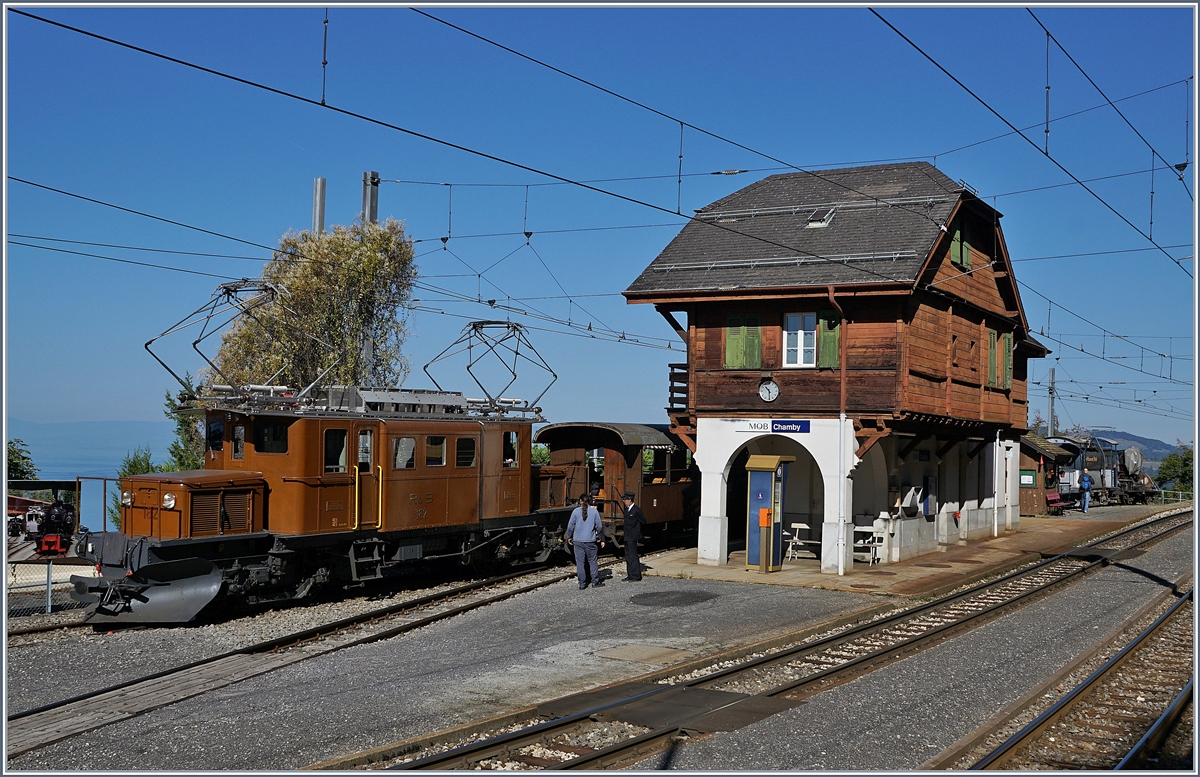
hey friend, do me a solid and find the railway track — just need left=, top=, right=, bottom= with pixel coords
left=367, top=510, right=1191, bottom=770
left=971, top=590, right=1193, bottom=770
left=5, top=560, right=628, bottom=759
left=7, top=538, right=36, bottom=560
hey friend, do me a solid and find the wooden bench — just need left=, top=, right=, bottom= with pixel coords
left=1045, top=492, right=1066, bottom=516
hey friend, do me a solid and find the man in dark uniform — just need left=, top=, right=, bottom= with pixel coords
left=620, top=491, right=647, bottom=581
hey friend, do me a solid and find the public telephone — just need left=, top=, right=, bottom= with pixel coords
left=745, top=455, right=795, bottom=573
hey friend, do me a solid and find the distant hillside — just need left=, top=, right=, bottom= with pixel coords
left=1085, top=430, right=1181, bottom=462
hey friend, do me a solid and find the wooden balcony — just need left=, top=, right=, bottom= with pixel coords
left=666, top=363, right=696, bottom=452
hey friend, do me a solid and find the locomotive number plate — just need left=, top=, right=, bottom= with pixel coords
left=325, top=500, right=344, bottom=511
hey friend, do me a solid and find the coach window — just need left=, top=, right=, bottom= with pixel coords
left=393, top=437, right=416, bottom=469
left=426, top=436, right=446, bottom=467
left=324, top=429, right=347, bottom=473
left=254, top=419, right=289, bottom=453
left=502, top=432, right=518, bottom=468
left=231, top=425, right=245, bottom=460
left=207, top=420, right=224, bottom=452
left=456, top=438, right=477, bottom=468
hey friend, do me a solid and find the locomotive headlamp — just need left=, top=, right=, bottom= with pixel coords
left=121, top=490, right=133, bottom=506
left=162, top=492, right=177, bottom=509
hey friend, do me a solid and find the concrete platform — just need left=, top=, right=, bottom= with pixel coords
left=642, top=503, right=1189, bottom=598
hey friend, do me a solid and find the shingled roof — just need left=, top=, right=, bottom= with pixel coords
left=625, top=162, right=970, bottom=298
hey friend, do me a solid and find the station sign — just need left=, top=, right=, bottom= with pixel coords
left=733, top=419, right=810, bottom=433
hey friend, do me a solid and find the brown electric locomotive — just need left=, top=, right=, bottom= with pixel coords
left=71, top=385, right=695, bottom=624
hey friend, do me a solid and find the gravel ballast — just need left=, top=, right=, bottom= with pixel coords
left=7, top=570, right=875, bottom=771
left=629, top=527, right=1194, bottom=771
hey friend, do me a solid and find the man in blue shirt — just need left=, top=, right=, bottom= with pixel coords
left=1080, top=467, right=1093, bottom=513
left=566, top=495, right=605, bottom=589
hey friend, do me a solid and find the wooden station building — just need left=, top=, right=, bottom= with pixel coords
left=624, top=162, right=1048, bottom=572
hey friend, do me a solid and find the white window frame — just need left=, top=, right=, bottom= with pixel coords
left=783, top=313, right=818, bottom=368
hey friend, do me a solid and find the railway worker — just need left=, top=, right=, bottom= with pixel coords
left=1080, top=467, right=1093, bottom=514
left=619, top=492, right=647, bottom=582
left=566, top=495, right=605, bottom=589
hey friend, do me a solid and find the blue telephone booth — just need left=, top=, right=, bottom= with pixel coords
left=745, top=455, right=794, bottom=573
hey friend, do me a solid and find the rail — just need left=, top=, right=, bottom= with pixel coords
left=383, top=511, right=1193, bottom=770
left=972, top=589, right=1194, bottom=770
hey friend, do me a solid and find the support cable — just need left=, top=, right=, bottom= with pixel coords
left=321, top=8, right=329, bottom=105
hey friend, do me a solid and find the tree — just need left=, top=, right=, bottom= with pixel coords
left=107, top=446, right=162, bottom=531
left=1156, top=442, right=1193, bottom=496
left=530, top=444, right=550, bottom=466
left=212, top=220, right=416, bottom=390
left=165, top=373, right=204, bottom=472
left=1028, top=410, right=1048, bottom=436
left=7, top=439, right=39, bottom=480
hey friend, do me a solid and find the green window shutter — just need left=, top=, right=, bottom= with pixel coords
left=1003, top=332, right=1013, bottom=389
left=961, top=221, right=971, bottom=270
left=743, top=314, right=762, bottom=369
left=988, top=330, right=997, bottom=388
left=818, top=309, right=840, bottom=369
left=950, top=223, right=963, bottom=267
left=725, top=315, right=745, bottom=369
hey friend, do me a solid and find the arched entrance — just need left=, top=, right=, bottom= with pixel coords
left=722, top=435, right=824, bottom=554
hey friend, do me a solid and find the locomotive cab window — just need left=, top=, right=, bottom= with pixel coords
left=503, top=432, right=518, bottom=468
left=456, top=438, right=477, bottom=468
left=426, top=436, right=446, bottom=467
left=358, top=430, right=373, bottom=467
left=254, top=419, right=289, bottom=454
left=231, top=425, right=245, bottom=460
left=207, top=420, right=224, bottom=452
left=393, top=437, right=416, bottom=469
left=324, top=429, right=347, bottom=473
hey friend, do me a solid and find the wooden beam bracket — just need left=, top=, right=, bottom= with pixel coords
left=855, top=429, right=891, bottom=460
left=898, top=435, right=928, bottom=460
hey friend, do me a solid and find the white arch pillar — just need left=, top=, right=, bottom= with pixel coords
left=693, top=417, right=856, bottom=571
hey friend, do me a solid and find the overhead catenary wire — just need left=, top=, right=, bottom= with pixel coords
left=873, top=9, right=1192, bottom=279
left=1027, top=387, right=1192, bottom=422
left=410, top=7, right=953, bottom=232
left=1017, top=279, right=1191, bottom=373
left=8, top=240, right=244, bottom=281
left=11, top=7, right=1190, bottom=412
left=8, top=178, right=679, bottom=351
left=931, top=77, right=1191, bottom=160
left=1027, top=9, right=1193, bottom=201
left=6, top=9, right=922, bottom=289
left=8, top=233, right=271, bottom=262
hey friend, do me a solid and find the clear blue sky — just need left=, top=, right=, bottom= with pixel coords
left=5, top=4, right=1196, bottom=478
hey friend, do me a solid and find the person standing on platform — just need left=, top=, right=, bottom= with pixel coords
left=1080, top=467, right=1093, bottom=513
left=566, top=495, right=605, bottom=589
left=620, top=491, right=647, bottom=581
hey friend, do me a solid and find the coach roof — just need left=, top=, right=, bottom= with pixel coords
left=624, top=162, right=986, bottom=297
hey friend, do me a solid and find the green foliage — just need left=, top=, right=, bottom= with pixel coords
left=165, top=373, right=204, bottom=472
left=7, top=439, right=39, bottom=480
left=212, top=219, right=416, bottom=389
left=530, top=444, right=550, bottom=466
left=107, top=446, right=163, bottom=531
left=1156, top=442, right=1194, bottom=495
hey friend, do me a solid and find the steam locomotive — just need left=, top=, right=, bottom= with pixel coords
left=1045, top=434, right=1159, bottom=506
left=71, top=384, right=696, bottom=624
